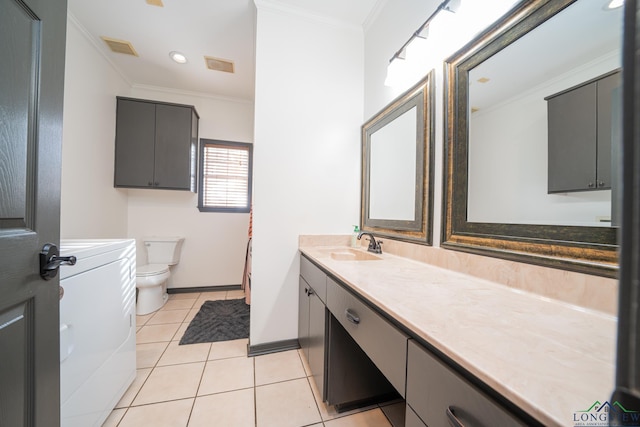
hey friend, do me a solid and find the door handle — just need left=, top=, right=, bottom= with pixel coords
left=40, top=243, right=76, bottom=280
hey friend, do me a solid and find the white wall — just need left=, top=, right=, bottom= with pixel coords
left=127, top=87, right=254, bottom=288
left=61, top=16, right=130, bottom=238
left=251, top=5, right=363, bottom=346
left=363, top=0, right=438, bottom=119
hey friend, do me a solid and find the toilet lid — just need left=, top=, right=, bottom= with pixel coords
left=137, top=264, right=169, bottom=277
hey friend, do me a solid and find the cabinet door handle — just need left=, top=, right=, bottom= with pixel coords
left=588, top=182, right=595, bottom=188
left=307, top=288, right=314, bottom=296
left=598, top=180, right=605, bottom=187
left=345, top=309, right=360, bottom=325
left=148, top=181, right=153, bottom=186
left=446, top=407, right=465, bottom=427
left=304, top=287, right=309, bottom=296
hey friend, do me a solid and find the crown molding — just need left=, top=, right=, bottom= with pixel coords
left=131, top=84, right=254, bottom=104
left=66, top=11, right=133, bottom=87
left=362, top=0, right=388, bottom=33
left=254, top=0, right=363, bottom=33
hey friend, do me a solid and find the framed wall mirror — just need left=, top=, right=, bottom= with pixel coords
left=443, top=0, right=622, bottom=277
left=361, top=71, right=435, bottom=244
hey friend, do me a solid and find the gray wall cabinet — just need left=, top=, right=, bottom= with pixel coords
left=546, top=70, right=621, bottom=193
left=115, top=97, right=199, bottom=191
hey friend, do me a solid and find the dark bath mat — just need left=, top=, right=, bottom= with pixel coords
left=179, top=299, right=249, bottom=345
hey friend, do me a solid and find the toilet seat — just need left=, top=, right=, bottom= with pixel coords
left=137, top=264, right=169, bottom=277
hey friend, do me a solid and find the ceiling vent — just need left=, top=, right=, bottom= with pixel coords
left=101, top=37, right=139, bottom=56
left=204, top=56, right=235, bottom=73
left=146, top=0, right=164, bottom=6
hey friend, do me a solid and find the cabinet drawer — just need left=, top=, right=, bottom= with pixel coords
left=405, top=405, right=427, bottom=427
left=406, top=340, right=524, bottom=427
left=326, top=277, right=407, bottom=396
left=300, top=256, right=327, bottom=303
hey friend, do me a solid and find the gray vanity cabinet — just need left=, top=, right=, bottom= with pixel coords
left=114, top=97, right=199, bottom=191
left=546, top=70, right=621, bottom=193
left=406, top=340, right=524, bottom=427
left=299, top=256, right=327, bottom=399
left=326, top=277, right=408, bottom=397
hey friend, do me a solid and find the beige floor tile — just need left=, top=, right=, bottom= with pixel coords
left=157, top=340, right=211, bottom=366
left=146, top=309, right=190, bottom=325
left=255, top=378, right=321, bottom=427
left=169, top=292, right=201, bottom=300
left=323, top=408, right=392, bottom=427
left=118, top=398, right=193, bottom=427
left=132, top=362, right=205, bottom=406
left=136, top=324, right=180, bottom=344
left=102, top=408, right=126, bottom=427
left=255, top=349, right=306, bottom=386
left=308, top=372, right=377, bottom=421
left=189, top=388, right=255, bottom=427
left=136, top=313, right=154, bottom=327
left=209, top=338, right=249, bottom=360
left=198, top=356, right=254, bottom=395
left=298, top=348, right=312, bottom=377
left=163, top=298, right=197, bottom=310
left=183, top=307, right=201, bottom=323
left=380, top=401, right=406, bottom=427
left=226, top=289, right=246, bottom=299
left=136, top=342, right=169, bottom=368
left=173, top=322, right=190, bottom=341
left=115, top=368, right=152, bottom=408
left=197, top=291, right=227, bottom=301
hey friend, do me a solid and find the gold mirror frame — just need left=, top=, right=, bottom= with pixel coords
left=361, top=71, right=435, bottom=244
left=442, top=0, right=618, bottom=277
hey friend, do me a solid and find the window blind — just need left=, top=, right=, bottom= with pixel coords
left=200, top=141, right=251, bottom=211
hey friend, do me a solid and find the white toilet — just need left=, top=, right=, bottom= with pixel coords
left=136, top=236, right=185, bottom=315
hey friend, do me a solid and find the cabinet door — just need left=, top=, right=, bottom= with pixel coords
left=114, top=99, right=155, bottom=187
left=298, top=277, right=311, bottom=361
left=547, top=82, right=597, bottom=193
left=596, top=71, right=622, bottom=189
left=308, top=290, right=326, bottom=399
left=154, top=104, right=193, bottom=189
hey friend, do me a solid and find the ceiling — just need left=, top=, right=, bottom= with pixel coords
left=468, top=0, right=623, bottom=111
left=68, top=0, right=380, bottom=102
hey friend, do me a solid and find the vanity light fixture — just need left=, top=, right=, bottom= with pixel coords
left=169, top=51, right=188, bottom=64
left=384, top=0, right=460, bottom=87
left=606, top=0, right=624, bottom=9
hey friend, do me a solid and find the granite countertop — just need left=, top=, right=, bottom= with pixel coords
left=298, top=245, right=617, bottom=427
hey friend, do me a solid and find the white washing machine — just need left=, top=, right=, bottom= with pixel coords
left=59, top=239, right=136, bottom=427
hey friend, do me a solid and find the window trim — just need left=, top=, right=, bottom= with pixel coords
left=197, top=138, right=253, bottom=213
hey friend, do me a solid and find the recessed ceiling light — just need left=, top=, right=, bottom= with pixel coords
left=606, top=0, right=624, bottom=9
left=477, top=77, right=490, bottom=83
left=169, top=51, right=188, bottom=64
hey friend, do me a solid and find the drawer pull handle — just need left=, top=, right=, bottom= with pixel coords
left=345, top=309, right=360, bottom=325
left=446, top=407, right=465, bottom=427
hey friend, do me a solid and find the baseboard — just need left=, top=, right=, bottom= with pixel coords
left=167, top=284, right=242, bottom=294
left=247, top=339, right=301, bottom=357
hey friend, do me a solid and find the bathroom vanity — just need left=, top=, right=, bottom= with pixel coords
left=298, top=243, right=616, bottom=427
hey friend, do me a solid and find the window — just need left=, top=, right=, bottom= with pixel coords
left=198, top=139, right=253, bottom=213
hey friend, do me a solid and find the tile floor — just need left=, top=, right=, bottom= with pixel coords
left=102, top=290, right=404, bottom=427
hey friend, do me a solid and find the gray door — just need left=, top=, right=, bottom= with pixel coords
left=0, top=0, right=67, bottom=425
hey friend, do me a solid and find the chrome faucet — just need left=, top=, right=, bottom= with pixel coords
left=357, top=232, right=383, bottom=254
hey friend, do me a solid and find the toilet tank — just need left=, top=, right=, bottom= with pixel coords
left=143, top=236, right=184, bottom=265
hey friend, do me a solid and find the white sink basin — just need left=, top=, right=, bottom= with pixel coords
left=329, top=248, right=382, bottom=261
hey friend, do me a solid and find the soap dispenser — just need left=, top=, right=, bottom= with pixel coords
left=351, top=225, right=360, bottom=248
